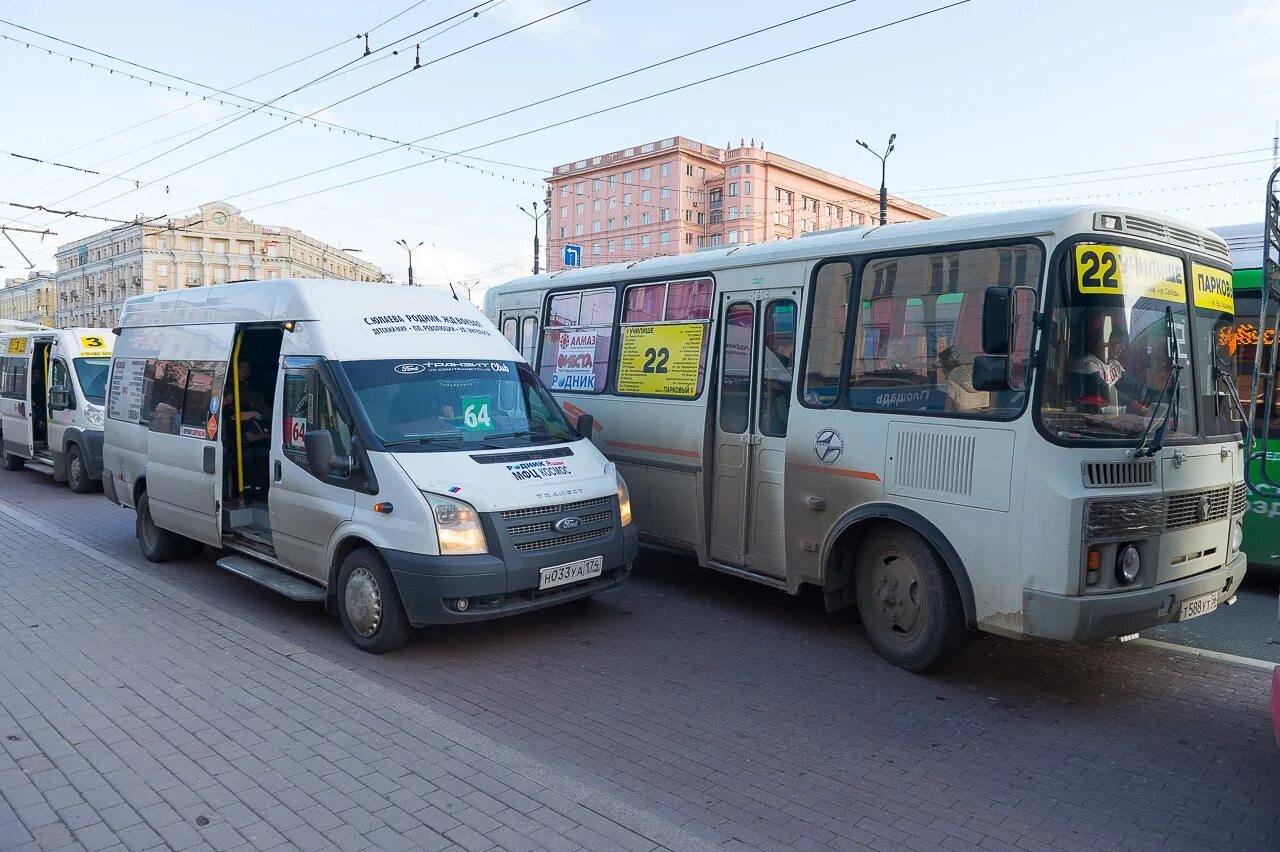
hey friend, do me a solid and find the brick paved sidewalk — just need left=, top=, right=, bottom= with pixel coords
left=0, top=506, right=720, bottom=852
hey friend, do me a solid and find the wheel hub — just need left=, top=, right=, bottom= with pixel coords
left=345, top=566, right=383, bottom=637
left=872, top=552, right=923, bottom=638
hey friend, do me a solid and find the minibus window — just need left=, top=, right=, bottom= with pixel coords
left=802, top=262, right=852, bottom=407
left=539, top=287, right=616, bottom=394
left=719, top=304, right=754, bottom=433
left=73, top=358, right=110, bottom=406
left=760, top=301, right=796, bottom=437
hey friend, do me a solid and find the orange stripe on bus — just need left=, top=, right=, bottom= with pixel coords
left=787, top=462, right=881, bottom=481
left=606, top=440, right=701, bottom=459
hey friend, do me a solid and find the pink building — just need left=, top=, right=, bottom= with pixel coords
left=545, top=135, right=937, bottom=272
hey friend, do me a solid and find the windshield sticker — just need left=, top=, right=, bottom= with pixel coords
left=362, top=313, right=494, bottom=337
left=551, top=331, right=598, bottom=391
left=393, top=360, right=509, bottom=375
left=107, top=358, right=146, bottom=423
left=460, top=396, right=494, bottom=431
left=179, top=424, right=208, bottom=439
left=207, top=415, right=219, bottom=441
left=6, top=337, right=27, bottom=355
left=1074, top=244, right=1185, bottom=303
left=79, top=335, right=108, bottom=350
left=395, top=363, right=426, bottom=374
left=506, top=459, right=572, bottom=482
left=208, top=395, right=220, bottom=415
left=1192, top=263, right=1234, bottom=314
left=616, top=323, right=706, bottom=397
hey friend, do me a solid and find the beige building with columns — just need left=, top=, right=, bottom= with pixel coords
left=0, top=271, right=57, bottom=327
left=53, top=202, right=385, bottom=329
left=546, top=135, right=938, bottom=272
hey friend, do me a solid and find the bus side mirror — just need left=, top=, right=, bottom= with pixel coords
left=982, top=286, right=1012, bottom=355
left=304, top=430, right=350, bottom=477
left=48, top=386, right=72, bottom=411
left=575, top=413, right=594, bottom=439
left=972, top=356, right=1009, bottom=392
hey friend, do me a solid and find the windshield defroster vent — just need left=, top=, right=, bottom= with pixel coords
left=470, top=446, right=573, bottom=464
left=1082, top=460, right=1157, bottom=488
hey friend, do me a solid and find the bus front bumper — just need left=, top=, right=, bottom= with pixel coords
left=384, top=523, right=638, bottom=626
left=1022, top=551, right=1246, bottom=642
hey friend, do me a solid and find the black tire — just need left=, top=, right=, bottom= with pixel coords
left=136, top=491, right=192, bottom=563
left=66, top=445, right=96, bottom=494
left=854, top=528, right=967, bottom=673
left=337, top=548, right=411, bottom=653
left=3, top=452, right=24, bottom=471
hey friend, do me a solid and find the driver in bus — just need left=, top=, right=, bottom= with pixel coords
left=1070, top=310, right=1151, bottom=416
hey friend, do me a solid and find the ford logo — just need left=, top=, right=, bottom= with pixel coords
left=394, top=363, right=426, bottom=374
left=553, top=517, right=582, bottom=533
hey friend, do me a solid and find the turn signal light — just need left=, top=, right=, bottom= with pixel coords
left=373, top=502, right=394, bottom=514
left=1086, top=549, right=1102, bottom=571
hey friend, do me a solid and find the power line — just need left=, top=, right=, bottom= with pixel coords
left=235, top=1, right=975, bottom=216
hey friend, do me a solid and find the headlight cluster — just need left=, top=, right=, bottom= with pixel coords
left=1115, top=544, right=1141, bottom=585
left=424, top=493, right=487, bottom=555
left=1230, top=520, right=1244, bottom=555
left=617, top=473, right=632, bottom=527
left=84, top=406, right=104, bottom=427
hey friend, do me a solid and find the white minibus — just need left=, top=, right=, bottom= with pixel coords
left=0, top=325, right=115, bottom=492
left=103, top=280, right=636, bottom=652
left=486, top=206, right=1247, bottom=671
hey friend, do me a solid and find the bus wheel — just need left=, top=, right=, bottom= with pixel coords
left=3, top=452, right=24, bottom=471
left=337, top=549, right=410, bottom=654
left=855, top=529, right=966, bottom=673
left=136, top=491, right=190, bottom=563
left=67, top=445, right=95, bottom=494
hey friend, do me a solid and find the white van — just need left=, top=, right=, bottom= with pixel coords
left=0, top=325, right=115, bottom=492
left=103, top=279, right=637, bottom=652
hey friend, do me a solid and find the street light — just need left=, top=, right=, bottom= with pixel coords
left=395, top=238, right=423, bottom=286
left=856, top=133, right=896, bottom=226
left=517, top=202, right=540, bottom=275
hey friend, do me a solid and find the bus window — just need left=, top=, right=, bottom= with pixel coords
left=719, top=303, right=754, bottom=432
left=501, top=317, right=518, bottom=346
left=760, top=301, right=796, bottom=437
left=539, top=287, right=615, bottom=393
left=521, top=316, right=537, bottom=363
left=802, top=262, right=851, bottom=407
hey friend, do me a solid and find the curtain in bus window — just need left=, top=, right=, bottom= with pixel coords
left=538, top=287, right=615, bottom=393
left=802, top=262, right=851, bottom=406
left=719, top=303, right=754, bottom=433
left=848, top=245, right=1042, bottom=417
left=760, top=301, right=796, bottom=437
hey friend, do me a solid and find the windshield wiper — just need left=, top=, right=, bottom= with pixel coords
left=1133, top=307, right=1184, bottom=458
left=1213, top=350, right=1250, bottom=431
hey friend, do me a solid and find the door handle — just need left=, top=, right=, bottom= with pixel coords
left=202, top=445, right=216, bottom=474
left=274, top=460, right=283, bottom=483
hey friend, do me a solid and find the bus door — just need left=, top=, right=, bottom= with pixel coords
left=28, top=339, right=53, bottom=453
left=499, top=310, right=540, bottom=364
left=709, top=291, right=798, bottom=576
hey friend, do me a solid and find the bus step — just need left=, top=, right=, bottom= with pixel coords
left=215, top=555, right=326, bottom=602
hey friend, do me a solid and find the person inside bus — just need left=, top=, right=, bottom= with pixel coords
left=1069, top=310, right=1152, bottom=415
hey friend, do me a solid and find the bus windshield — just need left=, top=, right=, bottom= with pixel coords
left=74, top=357, right=110, bottom=405
left=1038, top=244, right=1196, bottom=443
left=342, top=359, right=576, bottom=451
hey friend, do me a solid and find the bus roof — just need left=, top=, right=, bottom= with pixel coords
left=488, top=206, right=1229, bottom=300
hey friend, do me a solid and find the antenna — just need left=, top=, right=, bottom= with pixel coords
left=432, top=243, right=459, bottom=300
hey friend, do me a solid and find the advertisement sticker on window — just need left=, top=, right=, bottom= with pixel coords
left=460, top=396, right=493, bottom=431
left=1191, top=263, right=1234, bottom=314
left=616, top=323, right=705, bottom=397
left=551, top=330, right=598, bottom=391
left=1074, top=244, right=1185, bottom=303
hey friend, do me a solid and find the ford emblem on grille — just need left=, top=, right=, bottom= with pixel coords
left=553, top=517, right=582, bottom=533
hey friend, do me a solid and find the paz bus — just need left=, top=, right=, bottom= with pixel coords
left=1212, top=222, right=1280, bottom=575
left=486, top=206, right=1247, bottom=672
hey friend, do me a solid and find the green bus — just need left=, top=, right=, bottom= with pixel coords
left=1215, top=223, right=1279, bottom=574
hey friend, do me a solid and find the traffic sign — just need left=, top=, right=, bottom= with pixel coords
left=563, top=244, right=582, bottom=268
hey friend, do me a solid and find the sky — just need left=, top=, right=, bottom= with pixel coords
left=0, top=0, right=1277, bottom=299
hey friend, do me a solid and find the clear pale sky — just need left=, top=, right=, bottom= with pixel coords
left=0, top=0, right=1276, bottom=296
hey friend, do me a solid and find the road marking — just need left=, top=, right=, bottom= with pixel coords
left=1133, top=637, right=1278, bottom=672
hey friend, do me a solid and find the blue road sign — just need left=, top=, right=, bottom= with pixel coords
left=563, top=244, right=582, bottom=268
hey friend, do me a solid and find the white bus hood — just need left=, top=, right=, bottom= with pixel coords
left=389, top=441, right=616, bottom=513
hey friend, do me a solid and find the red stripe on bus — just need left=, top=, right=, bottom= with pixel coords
left=606, top=440, right=701, bottom=459
left=788, top=462, right=881, bottom=481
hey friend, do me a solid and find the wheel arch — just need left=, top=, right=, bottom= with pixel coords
left=820, top=503, right=977, bottom=629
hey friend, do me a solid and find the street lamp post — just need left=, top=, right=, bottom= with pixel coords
left=395, top=238, right=423, bottom=286
left=856, top=133, right=896, bottom=226
left=517, top=202, right=540, bottom=275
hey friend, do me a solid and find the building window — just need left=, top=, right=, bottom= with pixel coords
left=592, top=221, right=601, bottom=233
left=661, top=186, right=671, bottom=199
left=608, top=239, right=617, bottom=254
left=575, top=223, right=584, bottom=236
left=592, top=179, right=602, bottom=191
left=608, top=196, right=617, bottom=210
left=214, top=267, right=226, bottom=283
left=561, top=186, right=569, bottom=197
left=560, top=226, right=567, bottom=238
left=661, top=208, right=672, bottom=222
left=607, top=175, right=616, bottom=188
left=710, top=235, right=723, bottom=247
left=743, top=229, right=753, bottom=242
left=728, top=231, right=739, bottom=245
left=686, top=233, right=693, bottom=245
left=213, top=240, right=227, bottom=254
left=187, top=238, right=200, bottom=252
left=686, top=164, right=694, bottom=176
left=641, top=167, right=651, bottom=180
left=592, top=199, right=601, bottom=212
left=660, top=231, right=670, bottom=245
left=685, top=210, right=693, bottom=222
left=623, top=237, right=633, bottom=251
left=561, top=205, right=568, bottom=218
left=743, top=180, right=752, bottom=195
left=156, top=238, right=168, bottom=250
left=592, top=243, right=601, bottom=255
left=641, top=212, right=650, bottom=225
left=623, top=171, right=633, bottom=185
left=698, top=167, right=706, bottom=179
left=623, top=215, right=631, bottom=228
left=641, top=189, right=651, bottom=203
left=660, top=162, right=670, bottom=177
left=607, top=218, right=616, bottom=230
left=743, top=204, right=752, bottom=218
left=575, top=181, right=584, bottom=195
left=745, top=164, right=752, bottom=174
left=776, top=189, right=793, bottom=205
left=266, top=244, right=279, bottom=258
left=728, top=207, right=738, bottom=220
left=576, top=202, right=584, bottom=215
left=641, top=235, right=650, bottom=249
left=729, top=166, right=739, bottom=176
left=156, top=263, right=169, bottom=276
left=623, top=193, right=632, bottom=206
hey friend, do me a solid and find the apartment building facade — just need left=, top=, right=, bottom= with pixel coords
left=545, top=136, right=937, bottom=272
left=53, top=202, right=385, bottom=328
left=0, top=271, right=56, bottom=327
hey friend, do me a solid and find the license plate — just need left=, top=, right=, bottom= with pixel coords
left=1178, top=591, right=1219, bottom=622
left=538, top=555, right=603, bottom=590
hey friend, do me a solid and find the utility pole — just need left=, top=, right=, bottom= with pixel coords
left=856, top=133, right=896, bottom=226
left=517, top=202, right=540, bottom=275
left=395, top=238, right=423, bottom=286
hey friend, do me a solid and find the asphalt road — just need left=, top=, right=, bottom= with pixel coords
left=1145, top=568, right=1280, bottom=662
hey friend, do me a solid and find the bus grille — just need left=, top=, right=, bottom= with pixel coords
left=514, top=527, right=611, bottom=553
left=1121, top=214, right=1231, bottom=261
left=1082, top=460, right=1157, bottom=488
left=501, top=496, right=610, bottom=520
left=1231, top=481, right=1248, bottom=516
left=507, top=510, right=612, bottom=537
left=1166, top=486, right=1231, bottom=530
left=1086, top=484, right=1238, bottom=539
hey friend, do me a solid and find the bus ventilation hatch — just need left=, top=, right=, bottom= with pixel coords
left=1082, top=460, right=1157, bottom=489
left=893, top=431, right=975, bottom=497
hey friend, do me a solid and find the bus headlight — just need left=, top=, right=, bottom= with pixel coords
left=84, top=405, right=103, bottom=428
left=1116, top=544, right=1141, bottom=585
left=424, top=493, right=487, bottom=555
left=617, top=473, right=633, bottom=527
left=1230, top=520, right=1244, bottom=555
